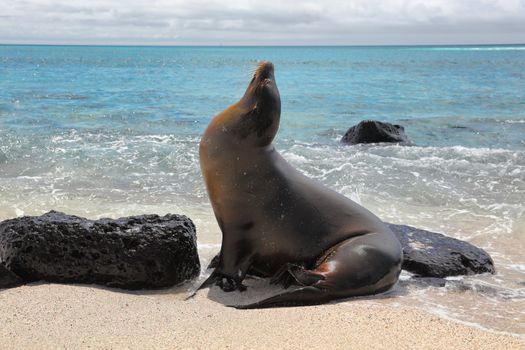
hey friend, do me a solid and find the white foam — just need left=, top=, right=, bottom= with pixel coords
left=281, top=152, right=307, bottom=164
left=426, top=305, right=524, bottom=338
left=506, top=264, right=525, bottom=273
left=197, top=243, right=221, bottom=249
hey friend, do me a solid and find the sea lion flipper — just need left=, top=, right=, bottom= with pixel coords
left=184, top=270, right=218, bottom=300
left=207, top=253, right=220, bottom=270
left=211, top=240, right=254, bottom=291
left=185, top=267, right=249, bottom=300
left=232, top=233, right=402, bottom=309
left=215, top=275, right=247, bottom=292
left=270, top=263, right=325, bottom=288
left=229, top=286, right=329, bottom=309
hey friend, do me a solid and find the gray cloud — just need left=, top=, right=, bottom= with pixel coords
left=0, top=0, right=524, bottom=44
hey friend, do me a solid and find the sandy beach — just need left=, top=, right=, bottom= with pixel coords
left=1, top=282, right=523, bottom=350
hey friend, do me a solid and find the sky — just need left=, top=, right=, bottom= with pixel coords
left=1, top=0, right=524, bottom=45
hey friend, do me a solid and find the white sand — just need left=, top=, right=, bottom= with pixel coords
left=0, top=282, right=523, bottom=349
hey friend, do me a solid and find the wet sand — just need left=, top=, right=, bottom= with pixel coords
left=1, top=283, right=523, bottom=349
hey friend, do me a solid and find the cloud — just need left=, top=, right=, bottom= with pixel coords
left=1, top=0, right=524, bottom=44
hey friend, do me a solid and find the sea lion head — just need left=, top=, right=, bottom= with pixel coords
left=242, top=61, right=280, bottom=105
left=234, top=61, right=281, bottom=147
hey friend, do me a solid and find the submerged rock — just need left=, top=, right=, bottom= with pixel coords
left=341, top=120, right=409, bottom=144
left=388, top=223, right=495, bottom=278
left=0, top=211, right=200, bottom=289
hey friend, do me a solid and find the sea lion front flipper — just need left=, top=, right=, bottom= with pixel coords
left=211, top=233, right=255, bottom=291
left=184, top=270, right=219, bottom=300
left=185, top=266, right=249, bottom=300
left=207, top=253, right=220, bottom=270
left=215, top=275, right=247, bottom=292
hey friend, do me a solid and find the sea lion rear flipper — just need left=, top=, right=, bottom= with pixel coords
left=270, top=263, right=325, bottom=288
left=231, top=233, right=403, bottom=309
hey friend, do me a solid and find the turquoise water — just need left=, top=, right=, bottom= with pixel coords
left=1, top=45, right=524, bottom=334
left=2, top=45, right=525, bottom=148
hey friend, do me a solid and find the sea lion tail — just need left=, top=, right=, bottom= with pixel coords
left=229, top=286, right=331, bottom=309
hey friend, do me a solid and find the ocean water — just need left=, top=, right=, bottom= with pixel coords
left=1, top=45, right=524, bottom=335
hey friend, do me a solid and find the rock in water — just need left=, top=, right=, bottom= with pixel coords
left=0, top=211, right=200, bottom=289
left=388, top=223, right=495, bottom=278
left=341, top=120, right=409, bottom=144
left=0, top=263, right=23, bottom=288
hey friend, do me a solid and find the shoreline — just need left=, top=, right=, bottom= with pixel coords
left=1, top=283, right=523, bottom=349
left=1, top=208, right=524, bottom=336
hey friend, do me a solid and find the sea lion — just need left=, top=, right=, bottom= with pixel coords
left=198, top=61, right=402, bottom=308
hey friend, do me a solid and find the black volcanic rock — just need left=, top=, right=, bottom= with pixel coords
left=388, top=223, right=495, bottom=278
left=0, top=263, right=23, bottom=288
left=341, top=120, right=409, bottom=144
left=0, top=211, right=494, bottom=289
left=0, top=211, right=200, bottom=289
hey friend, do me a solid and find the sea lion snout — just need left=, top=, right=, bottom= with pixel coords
left=252, top=61, right=276, bottom=94
left=254, top=61, right=274, bottom=80
left=241, top=61, right=280, bottom=115
left=243, top=61, right=278, bottom=101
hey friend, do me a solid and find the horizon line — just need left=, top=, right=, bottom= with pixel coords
left=1, top=42, right=524, bottom=48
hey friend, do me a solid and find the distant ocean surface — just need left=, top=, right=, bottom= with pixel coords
left=1, top=45, right=524, bottom=335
